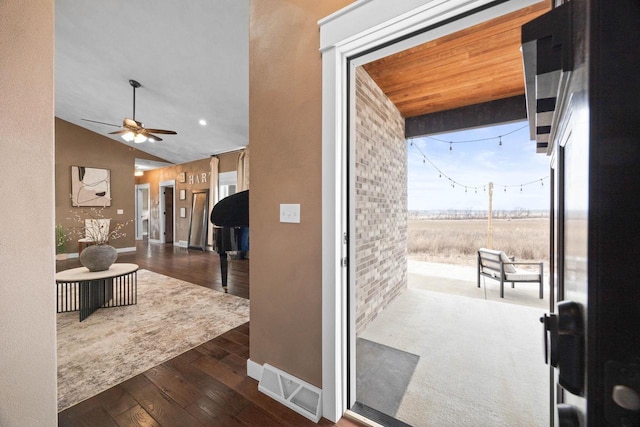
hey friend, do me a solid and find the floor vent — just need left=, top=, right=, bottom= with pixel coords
left=258, top=364, right=322, bottom=422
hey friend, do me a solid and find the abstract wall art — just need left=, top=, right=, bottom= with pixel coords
left=71, top=166, right=111, bottom=207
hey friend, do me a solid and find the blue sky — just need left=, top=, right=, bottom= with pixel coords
left=407, top=121, right=550, bottom=211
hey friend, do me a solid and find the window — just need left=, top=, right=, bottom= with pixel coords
left=219, top=171, right=237, bottom=199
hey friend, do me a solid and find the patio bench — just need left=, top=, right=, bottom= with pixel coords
left=477, top=248, right=543, bottom=299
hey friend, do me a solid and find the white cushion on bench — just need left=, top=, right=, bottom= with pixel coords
left=499, top=251, right=517, bottom=273
left=505, top=271, right=540, bottom=282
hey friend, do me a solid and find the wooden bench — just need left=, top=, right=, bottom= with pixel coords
left=477, top=248, right=543, bottom=299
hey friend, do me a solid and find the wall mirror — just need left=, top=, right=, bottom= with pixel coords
left=188, top=190, right=209, bottom=250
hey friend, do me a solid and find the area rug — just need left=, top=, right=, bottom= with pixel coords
left=56, top=269, right=250, bottom=411
left=356, top=338, right=419, bottom=417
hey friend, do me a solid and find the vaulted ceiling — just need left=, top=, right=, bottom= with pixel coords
left=363, top=1, right=551, bottom=118
left=55, top=1, right=550, bottom=169
left=55, top=0, right=249, bottom=167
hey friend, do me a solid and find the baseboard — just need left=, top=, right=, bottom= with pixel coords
left=68, top=247, right=136, bottom=258
left=247, top=359, right=263, bottom=381
left=116, top=247, right=136, bottom=253
left=150, top=239, right=162, bottom=244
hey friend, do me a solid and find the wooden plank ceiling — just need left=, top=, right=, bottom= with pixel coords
left=363, top=1, right=551, bottom=118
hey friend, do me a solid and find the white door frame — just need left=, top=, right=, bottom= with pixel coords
left=319, top=0, right=542, bottom=421
left=135, top=183, right=150, bottom=240
left=159, top=180, right=176, bottom=244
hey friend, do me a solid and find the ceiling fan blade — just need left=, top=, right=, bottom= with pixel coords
left=108, top=129, right=129, bottom=135
left=82, top=118, right=121, bottom=128
left=144, top=132, right=163, bottom=142
left=144, top=128, right=177, bottom=135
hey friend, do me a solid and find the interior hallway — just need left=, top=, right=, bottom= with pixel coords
left=56, top=242, right=358, bottom=427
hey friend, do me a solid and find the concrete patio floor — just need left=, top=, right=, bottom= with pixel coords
left=355, top=260, right=550, bottom=426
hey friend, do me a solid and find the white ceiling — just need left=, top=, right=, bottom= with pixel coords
left=55, top=0, right=249, bottom=167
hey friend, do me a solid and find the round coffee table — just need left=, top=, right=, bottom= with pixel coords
left=56, top=263, right=138, bottom=321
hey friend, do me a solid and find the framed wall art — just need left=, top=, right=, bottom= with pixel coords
left=71, top=166, right=111, bottom=207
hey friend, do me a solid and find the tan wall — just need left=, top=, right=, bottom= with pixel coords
left=55, top=118, right=166, bottom=252
left=354, top=67, right=407, bottom=334
left=249, top=0, right=354, bottom=387
left=135, top=150, right=241, bottom=243
left=0, top=0, right=58, bottom=424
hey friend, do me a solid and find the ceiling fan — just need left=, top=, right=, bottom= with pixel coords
left=83, top=79, right=177, bottom=143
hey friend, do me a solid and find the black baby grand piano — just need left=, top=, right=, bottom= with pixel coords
left=210, top=190, right=249, bottom=292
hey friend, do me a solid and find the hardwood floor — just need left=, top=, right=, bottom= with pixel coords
left=57, top=241, right=249, bottom=299
left=57, top=241, right=359, bottom=427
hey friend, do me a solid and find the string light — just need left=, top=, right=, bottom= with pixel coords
left=409, top=141, right=549, bottom=193
left=424, top=124, right=528, bottom=147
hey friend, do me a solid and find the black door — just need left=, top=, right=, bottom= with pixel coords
left=526, top=1, right=640, bottom=425
left=164, top=187, right=174, bottom=244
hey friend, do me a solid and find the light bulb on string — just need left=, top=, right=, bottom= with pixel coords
left=520, top=185, right=523, bottom=192
left=504, top=186, right=507, bottom=192
left=541, top=179, right=544, bottom=186
left=449, top=142, right=452, bottom=151
left=499, top=136, right=502, bottom=147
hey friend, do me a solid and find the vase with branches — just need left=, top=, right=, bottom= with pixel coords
left=67, top=208, right=132, bottom=271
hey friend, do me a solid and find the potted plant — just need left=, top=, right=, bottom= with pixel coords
left=55, top=224, right=67, bottom=260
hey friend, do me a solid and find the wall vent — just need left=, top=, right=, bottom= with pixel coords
left=258, top=363, right=322, bottom=422
left=178, top=240, right=188, bottom=248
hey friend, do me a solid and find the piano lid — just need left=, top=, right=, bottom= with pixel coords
left=210, top=190, right=249, bottom=227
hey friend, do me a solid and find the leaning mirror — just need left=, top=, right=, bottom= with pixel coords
left=188, top=190, right=209, bottom=251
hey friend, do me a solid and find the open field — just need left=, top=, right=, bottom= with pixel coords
left=408, top=218, right=549, bottom=267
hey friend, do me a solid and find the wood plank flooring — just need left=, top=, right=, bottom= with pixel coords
left=57, top=241, right=360, bottom=426
left=56, top=241, right=249, bottom=299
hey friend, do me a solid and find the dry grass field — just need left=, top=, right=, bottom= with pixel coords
left=408, top=218, right=549, bottom=267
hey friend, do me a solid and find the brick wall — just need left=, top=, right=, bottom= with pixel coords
left=354, top=67, right=407, bottom=334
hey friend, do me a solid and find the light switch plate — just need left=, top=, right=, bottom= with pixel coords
left=280, top=204, right=300, bottom=223
left=117, top=209, right=124, bottom=215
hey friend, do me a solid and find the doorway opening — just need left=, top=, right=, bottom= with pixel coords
left=349, top=109, right=550, bottom=425
left=135, top=183, right=150, bottom=240
left=159, top=180, right=175, bottom=244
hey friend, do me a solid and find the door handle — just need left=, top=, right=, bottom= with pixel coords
left=540, top=313, right=558, bottom=366
left=541, top=301, right=585, bottom=396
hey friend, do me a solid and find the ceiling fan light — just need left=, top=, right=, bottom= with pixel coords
left=134, top=133, right=147, bottom=144
left=121, top=131, right=135, bottom=142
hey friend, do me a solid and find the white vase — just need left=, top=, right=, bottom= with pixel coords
left=79, top=244, right=118, bottom=272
